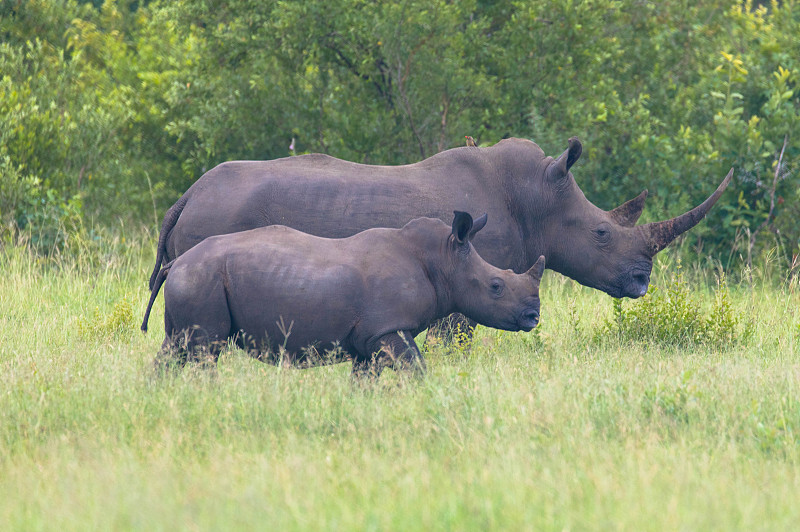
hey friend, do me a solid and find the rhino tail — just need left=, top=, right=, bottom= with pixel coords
left=141, top=259, right=176, bottom=333
left=148, top=195, right=188, bottom=291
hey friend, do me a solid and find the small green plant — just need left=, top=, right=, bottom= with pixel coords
left=601, top=263, right=752, bottom=348
left=745, top=398, right=796, bottom=457
left=450, top=321, right=477, bottom=356
left=77, top=296, right=136, bottom=339
left=425, top=316, right=476, bottom=356
left=567, top=297, right=581, bottom=334
left=521, top=324, right=545, bottom=351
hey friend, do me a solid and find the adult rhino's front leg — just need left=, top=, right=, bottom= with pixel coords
left=352, top=331, right=426, bottom=380
left=425, top=313, right=476, bottom=350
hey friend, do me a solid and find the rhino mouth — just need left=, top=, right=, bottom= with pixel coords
left=605, top=267, right=651, bottom=299
left=624, top=270, right=651, bottom=298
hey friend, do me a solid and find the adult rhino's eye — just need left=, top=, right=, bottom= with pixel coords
left=594, top=223, right=612, bottom=244
left=490, top=278, right=505, bottom=297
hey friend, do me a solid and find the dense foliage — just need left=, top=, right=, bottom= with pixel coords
left=1, top=0, right=798, bottom=270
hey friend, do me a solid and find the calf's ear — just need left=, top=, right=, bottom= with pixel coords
left=452, top=211, right=474, bottom=244
left=468, top=213, right=488, bottom=239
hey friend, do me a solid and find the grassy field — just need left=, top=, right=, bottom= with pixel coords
left=1, top=235, right=799, bottom=531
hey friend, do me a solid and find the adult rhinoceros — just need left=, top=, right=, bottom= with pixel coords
left=148, top=137, right=732, bottom=299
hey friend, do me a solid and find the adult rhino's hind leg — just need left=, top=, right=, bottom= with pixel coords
left=354, top=331, right=426, bottom=380
left=152, top=308, right=189, bottom=373
left=163, top=268, right=232, bottom=370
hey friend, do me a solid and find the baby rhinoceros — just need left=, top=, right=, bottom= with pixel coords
left=141, top=211, right=545, bottom=379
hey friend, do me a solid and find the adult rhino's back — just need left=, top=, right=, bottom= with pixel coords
left=163, top=149, right=509, bottom=261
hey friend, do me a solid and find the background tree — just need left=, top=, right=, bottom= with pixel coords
left=1, top=0, right=797, bottom=274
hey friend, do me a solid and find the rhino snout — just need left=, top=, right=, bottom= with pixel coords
left=626, top=270, right=651, bottom=298
left=613, top=269, right=651, bottom=299
left=599, top=261, right=652, bottom=299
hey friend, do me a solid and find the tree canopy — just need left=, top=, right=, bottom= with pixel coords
left=1, top=0, right=798, bottom=270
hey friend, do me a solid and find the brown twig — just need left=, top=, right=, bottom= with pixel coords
left=748, top=134, right=789, bottom=271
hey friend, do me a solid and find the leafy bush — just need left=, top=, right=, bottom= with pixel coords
left=0, top=37, right=123, bottom=250
left=1, top=0, right=798, bottom=270
left=601, top=263, right=752, bottom=348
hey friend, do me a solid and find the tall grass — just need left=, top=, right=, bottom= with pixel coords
left=1, top=233, right=799, bottom=530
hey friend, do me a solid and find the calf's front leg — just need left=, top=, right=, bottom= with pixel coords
left=352, top=330, right=426, bottom=380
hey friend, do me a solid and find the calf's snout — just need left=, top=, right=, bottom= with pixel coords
left=517, top=307, right=540, bottom=331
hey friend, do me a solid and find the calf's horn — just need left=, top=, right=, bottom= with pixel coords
left=526, top=255, right=546, bottom=281
left=642, top=168, right=734, bottom=256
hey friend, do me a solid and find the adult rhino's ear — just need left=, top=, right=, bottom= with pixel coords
left=452, top=211, right=474, bottom=245
left=547, top=137, right=582, bottom=185
left=468, top=213, right=488, bottom=240
left=526, top=255, right=546, bottom=282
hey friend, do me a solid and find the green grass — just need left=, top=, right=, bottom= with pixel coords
left=1, top=236, right=799, bottom=531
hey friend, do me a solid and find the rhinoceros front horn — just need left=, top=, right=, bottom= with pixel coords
left=642, top=168, right=734, bottom=256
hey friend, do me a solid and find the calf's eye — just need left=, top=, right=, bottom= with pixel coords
left=490, top=278, right=505, bottom=297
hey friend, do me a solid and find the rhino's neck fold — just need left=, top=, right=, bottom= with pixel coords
left=424, top=257, right=457, bottom=321
left=409, top=227, right=458, bottom=322
left=513, top=189, right=559, bottom=275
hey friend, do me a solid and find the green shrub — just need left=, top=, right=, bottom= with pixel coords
left=601, top=263, right=752, bottom=348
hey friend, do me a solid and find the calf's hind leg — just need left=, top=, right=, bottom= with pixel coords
left=154, top=325, right=228, bottom=372
left=154, top=281, right=232, bottom=372
left=352, top=331, right=426, bottom=380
